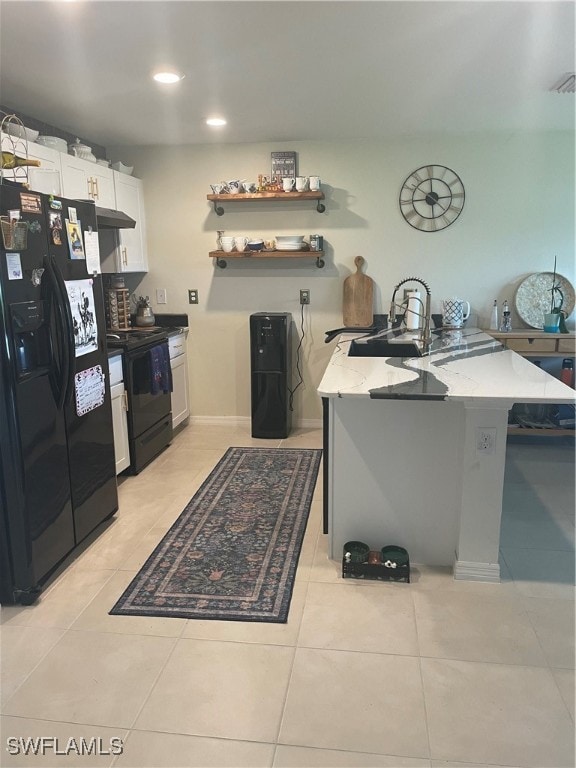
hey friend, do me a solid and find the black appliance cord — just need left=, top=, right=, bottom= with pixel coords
left=288, top=303, right=305, bottom=411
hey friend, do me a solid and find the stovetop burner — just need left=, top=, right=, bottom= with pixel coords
left=106, top=327, right=169, bottom=351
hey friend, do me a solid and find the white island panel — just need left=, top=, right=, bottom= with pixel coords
left=330, top=397, right=464, bottom=565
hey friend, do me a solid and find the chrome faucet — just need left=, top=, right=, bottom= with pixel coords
left=389, top=276, right=432, bottom=349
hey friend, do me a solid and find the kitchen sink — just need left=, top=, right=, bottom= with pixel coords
left=348, top=338, right=423, bottom=358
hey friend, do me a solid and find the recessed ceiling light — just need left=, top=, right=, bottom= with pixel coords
left=153, top=71, right=184, bottom=84
left=206, top=117, right=227, bottom=127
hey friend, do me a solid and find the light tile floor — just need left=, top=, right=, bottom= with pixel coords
left=1, top=426, right=574, bottom=768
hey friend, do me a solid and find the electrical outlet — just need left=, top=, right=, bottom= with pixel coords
left=188, top=289, right=198, bottom=305
left=476, top=428, right=496, bottom=455
left=300, top=289, right=310, bottom=305
left=156, top=288, right=167, bottom=304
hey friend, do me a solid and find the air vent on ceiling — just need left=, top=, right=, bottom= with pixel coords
left=549, top=72, right=575, bottom=93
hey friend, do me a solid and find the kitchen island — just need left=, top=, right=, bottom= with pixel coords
left=318, top=328, right=575, bottom=581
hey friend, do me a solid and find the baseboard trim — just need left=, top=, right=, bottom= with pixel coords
left=453, top=559, right=501, bottom=582
left=190, top=415, right=251, bottom=427
left=189, top=416, right=323, bottom=430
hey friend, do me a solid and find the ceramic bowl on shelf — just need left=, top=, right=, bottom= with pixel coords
left=276, top=235, right=305, bottom=244
left=111, top=161, right=134, bottom=175
left=36, top=135, right=68, bottom=153
left=276, top=243, right=307, bottom=251
left=2, top=123, right=39, bottom=142
left=247, top=240, right=264, bottom=251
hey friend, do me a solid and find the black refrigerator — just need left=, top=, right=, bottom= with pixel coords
left=250, top=312, right=292, bottom=439
left=0, top=182, right=118, bottom=605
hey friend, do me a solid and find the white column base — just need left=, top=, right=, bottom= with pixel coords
left=454, top=559, right=501, bottom=582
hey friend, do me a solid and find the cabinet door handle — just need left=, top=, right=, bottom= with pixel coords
left=122, top=390, right=129, bottom=411
left=87, top=177, right=94, bottom=198
left=122, top=247, right=128, bottom=266
left=93, top=177, right=99, bottom=200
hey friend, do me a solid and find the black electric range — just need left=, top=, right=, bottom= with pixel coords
left=106, top=327, right=180, bottom=473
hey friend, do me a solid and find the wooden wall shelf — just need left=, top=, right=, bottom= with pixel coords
left=209, top=250, right=325, bottom=269
left=506, top=425, right=575, bottom=438
left=207, top=191, right=326, bottom=215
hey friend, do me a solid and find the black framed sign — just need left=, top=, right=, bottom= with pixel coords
left=271, top=151, right=297, bottom=180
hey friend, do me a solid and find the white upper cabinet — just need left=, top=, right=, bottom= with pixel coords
left=88, top=165, right=116, bottom=209
left=1, top=132, right=62, bottom=195
left=60, top=154, right=116, bottom=208
left=113, top=172, right=148, bottom=272
left=1, top=132, right=149, bottom=274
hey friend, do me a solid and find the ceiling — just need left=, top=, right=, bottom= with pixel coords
left=1, top=1, right=574, bottom=148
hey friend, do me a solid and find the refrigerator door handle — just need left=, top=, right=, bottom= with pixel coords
left=43, top=256, right=69, bottom=410
left=49, top=256, right=76, bottom=407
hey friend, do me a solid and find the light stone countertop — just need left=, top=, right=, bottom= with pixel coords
left=318, top=327, right=576, bottom=406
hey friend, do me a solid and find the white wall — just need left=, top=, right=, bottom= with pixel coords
left=109, top=132, right=575, bottom=422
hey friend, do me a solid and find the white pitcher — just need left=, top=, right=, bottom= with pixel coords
left=442, top=298, right=471, bottom=328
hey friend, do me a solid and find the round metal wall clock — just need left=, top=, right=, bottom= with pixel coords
left=399, top=165, right=465, bottom=232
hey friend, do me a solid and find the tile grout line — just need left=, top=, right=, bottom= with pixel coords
left=271, top=512, right=316, bottom=748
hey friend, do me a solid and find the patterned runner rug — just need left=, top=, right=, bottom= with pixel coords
left=110, top=447, right=322, bottom=623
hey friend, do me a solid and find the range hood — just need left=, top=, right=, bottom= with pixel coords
left=95, top=206, right=136, bottom=229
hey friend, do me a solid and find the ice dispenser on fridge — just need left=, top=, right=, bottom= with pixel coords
left=10, top=301, right=50, bottom=378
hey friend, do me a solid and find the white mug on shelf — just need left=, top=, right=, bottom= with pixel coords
left=282, top=177, right=295, bottom=192
left=295, top=176, right=309, bottom=192
left=309, top=176, right=321, bottom=191
left=441, top=298, right=471, bottom=328
left=234, top=236, right=248, bottom=252
left=220, top=236, right=235, bottom=253
left=227, top=180, right=242, bottom=194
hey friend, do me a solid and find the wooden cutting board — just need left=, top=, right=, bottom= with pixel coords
left=343, top=256, right=374, bottom=327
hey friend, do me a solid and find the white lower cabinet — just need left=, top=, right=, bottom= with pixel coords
left=109, top=355, right=130, bottom=474
left=169, top=333, right=190, bottom=428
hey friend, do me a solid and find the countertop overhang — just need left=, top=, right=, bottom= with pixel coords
left=318, top=328, right=576, bottom=407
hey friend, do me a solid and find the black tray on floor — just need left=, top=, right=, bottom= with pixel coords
left=342, top=554, right=410, bottom=583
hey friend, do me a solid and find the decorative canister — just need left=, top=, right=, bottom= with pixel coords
left=135, top=296, right=155, bottom=327
left=310, top=234, right=323, bottom=251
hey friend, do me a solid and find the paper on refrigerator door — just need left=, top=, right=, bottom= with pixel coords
left=74, top=364, right=105, bottom=416
left=84, top=230, right=101, bottom=274
left=65, top=278, right=99, bottom=357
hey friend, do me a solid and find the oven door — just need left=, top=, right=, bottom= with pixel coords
left=125, top=341, right=172, bottom=439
